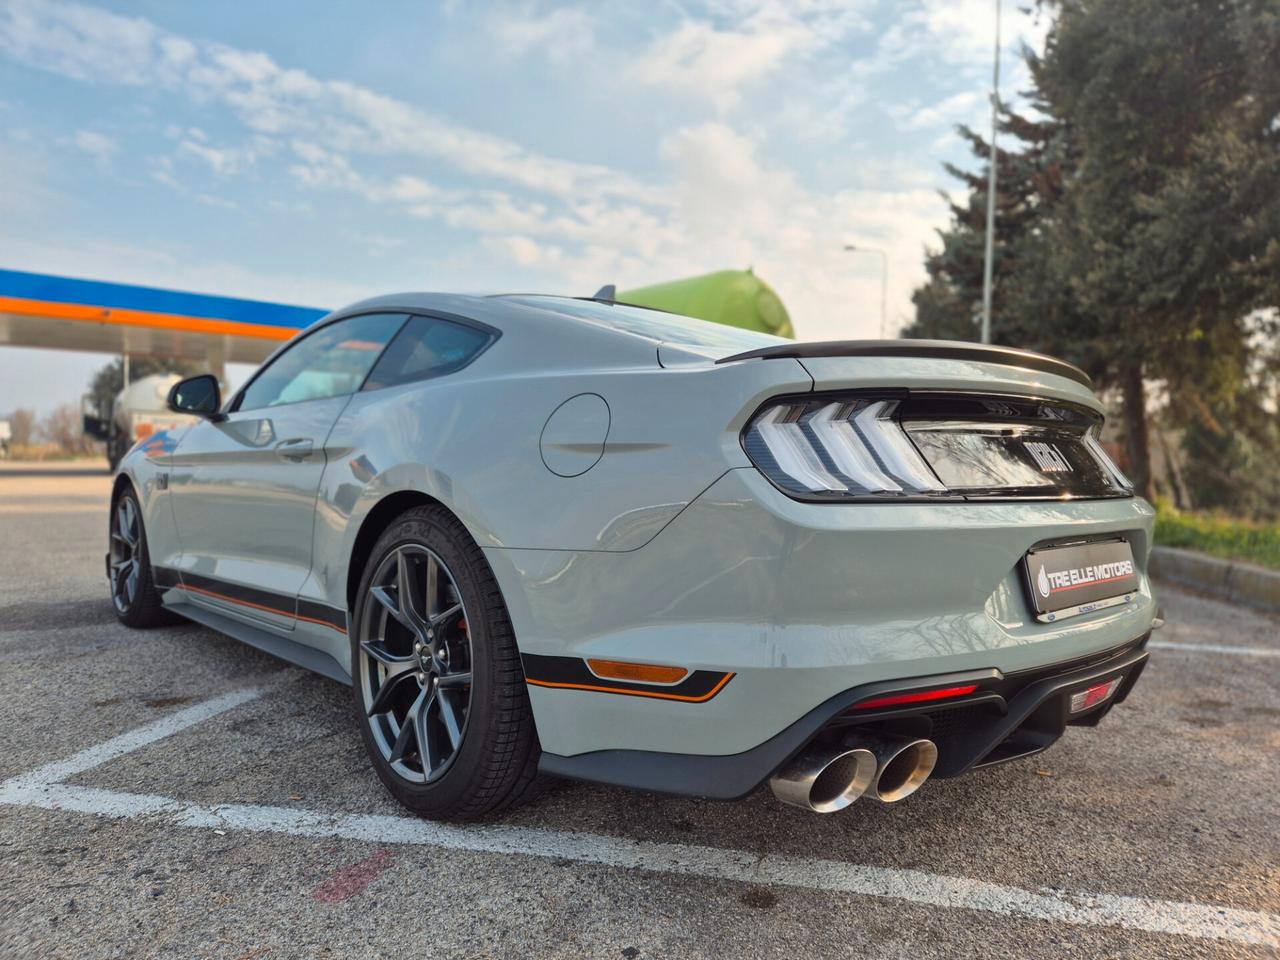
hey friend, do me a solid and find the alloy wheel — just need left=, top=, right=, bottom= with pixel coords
left=109, top=497, right=141, bottom=614
left=358, top=544, right=474, bottom=784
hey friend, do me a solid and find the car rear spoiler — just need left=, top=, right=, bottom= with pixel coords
left=714, top=339, right=1093, bottom=389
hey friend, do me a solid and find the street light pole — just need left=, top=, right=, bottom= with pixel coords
left=980, top=0, right=1001, bottom=344
left=843, top=244, right=889, bottom=339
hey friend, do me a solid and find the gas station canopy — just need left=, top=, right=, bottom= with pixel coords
left=0, top=269, right=326, bottom=367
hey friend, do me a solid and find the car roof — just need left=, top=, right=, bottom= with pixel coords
left=327, top=291, right=785, bottom=358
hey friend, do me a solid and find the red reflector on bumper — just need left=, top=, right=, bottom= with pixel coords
left=853, top=684, right=980, bottom=711
left=1069, top=677, right=1122, bottom=713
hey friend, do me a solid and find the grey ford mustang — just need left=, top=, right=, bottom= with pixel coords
left=108, top=293, right=1157, bottom=820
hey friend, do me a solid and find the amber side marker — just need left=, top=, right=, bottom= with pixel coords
left=586, top=659, right=690, bottom=685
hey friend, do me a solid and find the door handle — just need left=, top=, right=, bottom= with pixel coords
left=275, top=438, right=314, bottom=462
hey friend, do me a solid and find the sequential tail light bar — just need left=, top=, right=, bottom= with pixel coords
left=852, top=683, right=980, bottom=712
left=741, top=392, right=1134, bottom=502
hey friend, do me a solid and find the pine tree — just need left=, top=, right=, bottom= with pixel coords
left=907, top=0, right=1280, bottom=505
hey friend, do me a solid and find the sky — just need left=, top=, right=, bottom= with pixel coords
left=0, top=0, right=1049, bottom=416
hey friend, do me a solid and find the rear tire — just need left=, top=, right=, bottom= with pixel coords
left=351, top=504, right=541, bottom=821
left=109, top=487, right=173, bottom=628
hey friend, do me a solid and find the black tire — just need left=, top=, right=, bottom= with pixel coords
left=109, top=487, right=173, bottom=628
left=351, top=504, right=541, bottom=821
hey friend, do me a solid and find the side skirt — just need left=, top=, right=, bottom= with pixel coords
left=166, top=600, right=352, bottom=686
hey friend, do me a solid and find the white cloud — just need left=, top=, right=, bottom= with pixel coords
left=0, top=0, right=650, bottom=203
left=149, top=154, right=238, bottom=209
left=0, top=0, right=158, bottom=83
left=628, top=16, right=812, bottom=113
left=865, top=0, right=1049, bottom=81
left=72, top=128, right=116, bottom=161
left=484, top=234, right=563, bottom=269
left=648, top=121, right=945, bottom=338
left=490, top=5, right=594, bottom=62
left=178, top=138, right=253, bottom=175
left=627, top=2, right=871, bottom=114
left=349, top=231, right=407, bottom=256
left=888, top=90, right=984, bottom=132
left=282, top=112, right=942, bottom=338
left=0, top=0, right=952, bottom=340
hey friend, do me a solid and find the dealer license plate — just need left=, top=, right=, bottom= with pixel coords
left=1024, top=539, right=1139, bottom=623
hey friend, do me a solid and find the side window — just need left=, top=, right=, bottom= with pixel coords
left=362, top=315, right=493, bottom=391
left=238, top=313, right=407, bottom=411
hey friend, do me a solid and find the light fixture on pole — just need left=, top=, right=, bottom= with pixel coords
left=980, top=0, right=1001, bottom=344
left=843, top=244, right=889, bottom=339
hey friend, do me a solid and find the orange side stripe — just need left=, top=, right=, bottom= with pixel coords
left=181, top=582, right=348, bottom=634
left=0, top=295, right=300, bottom=341
left=525, top=672, right=734, bottom=703
left=298, top=613, right=349, bottom=635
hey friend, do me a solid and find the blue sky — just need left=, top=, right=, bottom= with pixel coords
left=0, top=0, right=1048, bottom=414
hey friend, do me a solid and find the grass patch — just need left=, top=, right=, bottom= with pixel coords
left=1154, top=500, right=1280, bottom=570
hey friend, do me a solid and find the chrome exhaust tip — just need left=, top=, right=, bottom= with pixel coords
left=769, top=746, right=877, bottom=813
left=861, top=734, right=938, bottom=803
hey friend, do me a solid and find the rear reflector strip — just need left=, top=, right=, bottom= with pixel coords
left=852, top=684, right=980, bottom=711
left=1069, top=677, right=1122, bottom=713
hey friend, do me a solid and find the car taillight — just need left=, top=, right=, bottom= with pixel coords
left=744, top=399, right=944, bottom=498
left=741, top=393, right=1134, bottom=502
left=1082, top=433, right=1134, bottom=490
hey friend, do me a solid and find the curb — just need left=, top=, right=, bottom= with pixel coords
left=1149, top=545, right=1280, bottom=614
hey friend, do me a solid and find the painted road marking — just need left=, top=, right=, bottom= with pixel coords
left=1149, top=641, right=1280, bottom=659
left=312, top=848, right=399, bottom=903
left=0, top=504, right=109, bottom=514
left=2, top=780, right=1276, bottom=946
left=0, top=690, right=1276, bottom=947
left=2, top=688, right=261, bottom=789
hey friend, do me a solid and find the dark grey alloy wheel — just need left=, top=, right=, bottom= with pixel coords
left=108, top=487, right=172, bottom=628
left=350, top=505, right=541, bottom=820
left=109, top=495, right=142, bottom=614
left=358, top=544, right=473, bottom=783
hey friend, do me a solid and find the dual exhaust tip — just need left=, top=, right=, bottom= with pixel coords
left=769, top=734, right=938, bottom=813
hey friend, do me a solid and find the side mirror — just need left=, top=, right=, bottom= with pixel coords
left=167, top=374, right=223, bottom=420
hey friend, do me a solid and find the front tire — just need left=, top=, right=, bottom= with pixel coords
left=109, top=487, right=172, bottom=628
left=351, top=505, right=540, bottom=821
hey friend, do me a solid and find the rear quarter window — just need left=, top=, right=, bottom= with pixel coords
left=362, top=315, right=494, bottom=391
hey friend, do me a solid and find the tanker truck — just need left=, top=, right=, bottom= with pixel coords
left=83, top=373, right=202, bottom=471
left=615, top=269, right=795, bottom=338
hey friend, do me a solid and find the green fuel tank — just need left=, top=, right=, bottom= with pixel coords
left=617, top=269, right=794, bottom=339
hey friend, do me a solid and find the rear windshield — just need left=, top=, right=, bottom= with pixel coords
left=503, top=295, right=786, bottom=351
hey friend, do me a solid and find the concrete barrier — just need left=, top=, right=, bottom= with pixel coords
left=1149, top=545, right=1280, bottom=614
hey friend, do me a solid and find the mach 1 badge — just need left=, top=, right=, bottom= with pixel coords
left=1024, top=539, right=1139, bottom=622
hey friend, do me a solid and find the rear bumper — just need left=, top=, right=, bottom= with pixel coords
left=539, top=636, right=1150, bottom=798
left=486, top=467, right=1158, bottom=760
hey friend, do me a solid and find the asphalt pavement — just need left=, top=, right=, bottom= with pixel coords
left=1, top=461, right=1277, bottom=959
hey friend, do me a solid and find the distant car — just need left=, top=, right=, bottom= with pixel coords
left=108, top=294, right=1157, bottom=820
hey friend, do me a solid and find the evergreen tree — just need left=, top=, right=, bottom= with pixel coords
left=908, top=0, right=1280, bottom=505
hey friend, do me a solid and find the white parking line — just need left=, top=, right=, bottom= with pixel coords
left=1149, top=641, right=1280, bottom=658
left=1, top=690, right=1276, bottom=947
left=4, top=688, right=262, bottom=789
